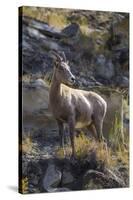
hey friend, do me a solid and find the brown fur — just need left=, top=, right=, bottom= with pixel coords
left=49, top=55, right=107, bottom=157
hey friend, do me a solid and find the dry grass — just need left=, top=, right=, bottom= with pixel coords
left=75, top=133, right=116, bottom=167
left=55, top=132, right=129, bottom=170
left=116, top=145, right=129, bottom=167
left=22, top=136, right=33, bottom=154
left=21, top=177, right=28, bottom=194
left=47, top=13, right=67, bottom=29
left=22, top=7, right=68, bottom=29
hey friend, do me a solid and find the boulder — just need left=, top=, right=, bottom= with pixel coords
left=42, top=163, right=71, bottom=192
left=62, top=170, right=74, bottom=185
left=83, top=168, right=126, bottom=190
left=23, top=16, right=66, bottom=39
left=94, top=55, right=115, bottom=80
left=23, top=79, right=49, bottom=114
left=43, top=163, right=62, bottom=192
left=116, top=76, right=129, bottom=87
left=83, top=169, right=106, bottom=189
left=105, top=168, right=126, bottom=187
left=62, top=23, right=80, bottom=38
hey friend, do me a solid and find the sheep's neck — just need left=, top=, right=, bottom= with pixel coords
left=49, top=71, right=62, bottom=104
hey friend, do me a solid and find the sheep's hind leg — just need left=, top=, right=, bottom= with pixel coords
left=68, top=117, right=76, bottom=159
left=93, top=118, right=105, bottom=142
left=57, top=120, right=65, bottom=156
left=86, top=123, right=97, bottom=139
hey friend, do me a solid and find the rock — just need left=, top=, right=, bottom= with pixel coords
left=20, top=10, right=129, bottom=193
left=26, top=26, right=47, bottom=40
left=81, top=78, right=88, bottom=87
left=43, top=163, right=62, bottom=192
left=116, top=76, right=129, bottom=87
left=83, top=168, right=126, bottom=189
left=23, top=80, right=49, bottom=113
left=96, top=54, right=106, bottom=65
left=49, top=187, right=70, bottom=192
left=94, top=55, right=115, bottom=80
left=83, top=169, right=105, bottom=189
left=22, top=45, right=53, bottom=74
left=62, top=170, right=74, bottom=185
left=30, top=79, right=49, bottom=88
left=62, top=23, right=80, bottom=38
left=105, top=168, right=126, bottom=187
left=23, top=16, right=66, bottom=39
left=21, top=15, right=128, bottom=88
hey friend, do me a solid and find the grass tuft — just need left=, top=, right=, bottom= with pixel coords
left=21, top=177, right=28, bottom=194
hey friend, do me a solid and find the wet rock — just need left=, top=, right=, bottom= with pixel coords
left=43, top=163, right=62, bottom=192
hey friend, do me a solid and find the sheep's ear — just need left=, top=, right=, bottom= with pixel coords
left=66, top=60, right=69, bottom=65
left=54, top=60, right=60, bottom=68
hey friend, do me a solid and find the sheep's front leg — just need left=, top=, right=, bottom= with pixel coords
left=68, top=117, right=76, bottom=158
left=57, top=120, right=65, bottom=151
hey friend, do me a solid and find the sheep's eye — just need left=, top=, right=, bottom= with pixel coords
left=61, top=66, right=66, bottom=70
left=58, top=67, right=64, bottom=72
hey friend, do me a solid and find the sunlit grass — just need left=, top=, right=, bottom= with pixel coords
left=47, top=13, right=67, bottom=29
left=22, top=7, right=68, bottom=29
left=55, top=132, right=129, bottom=170
left=22, top=136, right=33, bottom=154
left=21, top=177, right=28, bottom=194
left=75, top=133, right=117, bottom=168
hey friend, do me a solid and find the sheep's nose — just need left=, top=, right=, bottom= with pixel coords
left=71, top=77, right=75, bottom=83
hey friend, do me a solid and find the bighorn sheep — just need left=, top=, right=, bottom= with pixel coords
left=49, top=51, right=107, bottom=158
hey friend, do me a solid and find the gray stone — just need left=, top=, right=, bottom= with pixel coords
left=49, top=187, right=70, bottom=192
left=23, top=16, right=66, bottom=39
left=83, top=169, right=105, bottom=189
left=43, top=163, right=62, bottom=192
left=116, top=76, right=129, bottom=87
left=105, top=168, right=126, bottom=187
left=101, top=90, right=124, bottom=142
left=83, top=168, right=126, bottom=189
left=62, top=170, right=74, bottom=185
left=95, top=55, right=115, bottom=80
left=23, top=79, right=49, bottom=113
left=62, top=23, right=80, bottom=38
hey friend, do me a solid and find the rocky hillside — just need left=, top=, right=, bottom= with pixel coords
left=21, top=8, right=129, bottom=88
left=19, top=7, right=129, bottom=194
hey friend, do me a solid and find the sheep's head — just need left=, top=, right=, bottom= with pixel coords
left=51, top=50, right=76, bottom=86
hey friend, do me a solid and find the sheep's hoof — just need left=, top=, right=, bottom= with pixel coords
left=70, top=154, right=77, bottom=164
left=98, top=136, right=106, bottom=143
